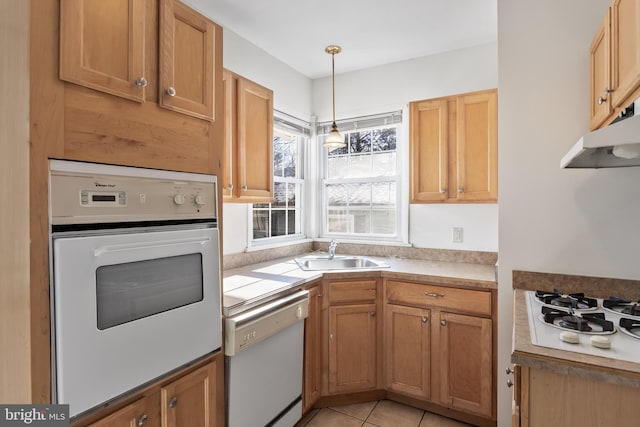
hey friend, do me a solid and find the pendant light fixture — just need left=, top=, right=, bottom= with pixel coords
left=323, top=45, right=346, bottom=149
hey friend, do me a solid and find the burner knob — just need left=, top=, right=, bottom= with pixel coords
left=590, top=335, right=611, bottom=349
left=559, top=331, right=580, bottom=344
left=194, top=194, right=206, bottom=206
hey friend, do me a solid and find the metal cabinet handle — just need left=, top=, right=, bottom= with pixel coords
left=137, top=414, right=148, bottom=426
left=506, top=367, right=514, bottom=375
left=166, top=86, right=177, bottom=97
left=457, top=188, right=464, bottom=194
left=135, top=77, right=148, bottom=87
left=439, top=188, right=446, bottom=194
left=440, top=320, right=447, bottom=327
left=228, top=183, right=233, bottom=190
left=370, top=311, right=376, bottom=317
left=507, top=379, right=514, bottom=388
left=168, top=397, right=178, bottom=408
left=598, top=87, right=612, bottom=105
left=425, top=292, right=445, bottom=298
left=421, top=316, right=428, bottom=323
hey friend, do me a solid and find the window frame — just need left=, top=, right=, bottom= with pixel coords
left=319, top=111, right=406, bottom=243
left=248, top=111, right=309, bottom=248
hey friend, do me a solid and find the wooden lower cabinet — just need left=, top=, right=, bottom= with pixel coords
left=384, top=304, right=431, bottom=400
left=438, top=312, right=492, bottom=417
left=303, top=282, right=323, bottom=412
left=516, top=365, right=640, bottom=427
left=84, top=356, right=222, bottom=427
left=328, top=303, right=378, bottom=394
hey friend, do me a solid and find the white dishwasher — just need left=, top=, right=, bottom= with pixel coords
left=225, top=289, right=309, bottom=427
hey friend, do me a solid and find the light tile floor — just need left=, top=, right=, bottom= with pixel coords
left=296, top=400, right=475, bottom=427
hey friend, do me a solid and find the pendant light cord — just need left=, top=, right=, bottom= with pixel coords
left=331, top=51, right=336, bottom=126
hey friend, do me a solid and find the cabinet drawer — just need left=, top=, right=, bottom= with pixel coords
left=329, top=280, right=378, bottom=304
left=385, top=280, right=491, bottom=316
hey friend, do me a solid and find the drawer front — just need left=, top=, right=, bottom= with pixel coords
left=385, top=280, right=491, bottom=316
left=329, top=280, right=378, bottom=304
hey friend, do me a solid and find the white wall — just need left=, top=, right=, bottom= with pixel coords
left=497, top=1, right=640, bottom=425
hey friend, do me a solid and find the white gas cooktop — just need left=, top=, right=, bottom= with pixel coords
left=525, top=291, right=639, bottom=364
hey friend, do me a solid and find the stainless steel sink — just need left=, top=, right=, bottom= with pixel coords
left=294, top=255, right=389, bottom=271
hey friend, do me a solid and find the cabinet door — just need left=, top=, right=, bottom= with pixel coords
left=328, top=304, right=377, bottom=394
left=161, top=362, right=217, bottom=427
left=611, top=0, right=640, bottom=108
left=88, top=398, right=153, bottom=427
left=303, top=284, right=323, bottom=412
left=456, top=91, right=497, bottom=202
left=410, top=99, right=449, bottom=202
left=237, top=77, right=274, bottom=200
left=159, top=0, right=216, bottom=121
left=222, top=70, right=236, bottom=199
left=60, top=0, right=146, bottom=102
left=384, top=305, right=430, bottom=400
left=590, top=9, right=613, bottom=130
left=439, top=312, right=492, bottom=417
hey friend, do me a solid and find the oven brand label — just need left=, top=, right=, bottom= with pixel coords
left=94, top=181, right=116, bottom=188
left=0, top=405, right=69, bottom=426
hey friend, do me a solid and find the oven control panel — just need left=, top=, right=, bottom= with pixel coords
left=50, top=160, right=218, bottom=225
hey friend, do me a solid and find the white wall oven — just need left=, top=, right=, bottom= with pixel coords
left=49, top=160, right=222, bottom=418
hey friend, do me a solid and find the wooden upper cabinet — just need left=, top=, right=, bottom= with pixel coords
left=610, top=0, right=640, bottom=108
left=590, top=0, right=640, bottom=129
left=456, top=91, right=498, bottom=201
left=60, top=0, right=217, bottom=121
left=410, top=99, right=449, bottom=202
left=159, top=0, right=216, bottom=121
left=590, top=9, right=613, bottom=130
left=410, top=89, right=497, bottom=203
left=223, top=69, right=274, bottom=202
left=60, top=0, right=146, bottom=102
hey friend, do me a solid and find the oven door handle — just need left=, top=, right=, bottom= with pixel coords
left=94, top=236, right=211, bottom=257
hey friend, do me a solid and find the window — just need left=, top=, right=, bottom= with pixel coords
left=320, top=111, right=402, bottom=240
left=251, top=112, right=308, bottom=244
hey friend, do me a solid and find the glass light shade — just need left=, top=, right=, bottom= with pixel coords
left=323, top=123, right=346, bottom=149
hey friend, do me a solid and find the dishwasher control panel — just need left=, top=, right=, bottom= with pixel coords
left=224, top=290, right=309, bottom=356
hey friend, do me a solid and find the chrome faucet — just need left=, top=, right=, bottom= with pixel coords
left=328, top=239, right=338, bottom=259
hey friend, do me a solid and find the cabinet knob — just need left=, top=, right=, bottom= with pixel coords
left=506, top=367, right=514, bottom=375
left=166, top=86, right=177, bottom=97
left=507, top=379, right=514, bottom=388
left=168, top=397, right=178, bottom=408
left=421, top=316, right=428, bottom=323
left=370, top=311, right=376, bottom=317
left=317, top=293, right=323, bottom=298
left=242, top=185, right=248, bottom=191
left=598, top=87, right=612, bottom=105
left=440, top=320, right=447, bottom=327
left=457, top=188, right=464, bottom=194
left=135, top=77, right=148, bottom=87
left=439, top=188, right=446, bottom=194
left=137, top=414, right=148, bottom=426
left=228, top=183, right=233, bottom=190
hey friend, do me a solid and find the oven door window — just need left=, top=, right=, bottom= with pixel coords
left=96, top=253, right=203, bottom=330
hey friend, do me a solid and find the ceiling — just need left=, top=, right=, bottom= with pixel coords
left=183, top=0, right=498, bottom=79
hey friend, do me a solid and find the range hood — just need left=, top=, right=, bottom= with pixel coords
left=561, top=111, right=640, bottom=169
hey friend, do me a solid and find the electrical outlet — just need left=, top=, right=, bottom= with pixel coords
left=452, top=227, right=463, bottom=243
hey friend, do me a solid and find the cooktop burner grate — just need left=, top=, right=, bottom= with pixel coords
left=619, top=318, right=640, bottom=340
left=540, top=306, right=615, bottom=334
left=603, top=296, right=640, bottom=318
left=534, top=289, right=598, bottom=311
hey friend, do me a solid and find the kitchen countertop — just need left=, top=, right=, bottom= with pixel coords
left=512, top=289, right=640, bottom=388
left=223, top=253, right=497, bottom=317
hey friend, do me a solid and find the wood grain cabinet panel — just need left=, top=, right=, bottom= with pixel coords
left=410, top=89, right=497, bottom=203
left=329, top=280, right=378, bottom=304
left=384, top=304, right=431, bottom=400
left=590, top=9, right=613, bottom=130
left=438, top=312, right=492, bottom=418
left=160, top=362, right=218, bottom=427
left=328, top=304, right=377, bottom=394
left=60, top=0, right=146, bottom=102
left=87, top=398, right=153, bottom=427
left=222, top=69, right=274, bottom=202
left=159, top=0, right=216, bottom=121
left=303, top=283, right=323, bottom=412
